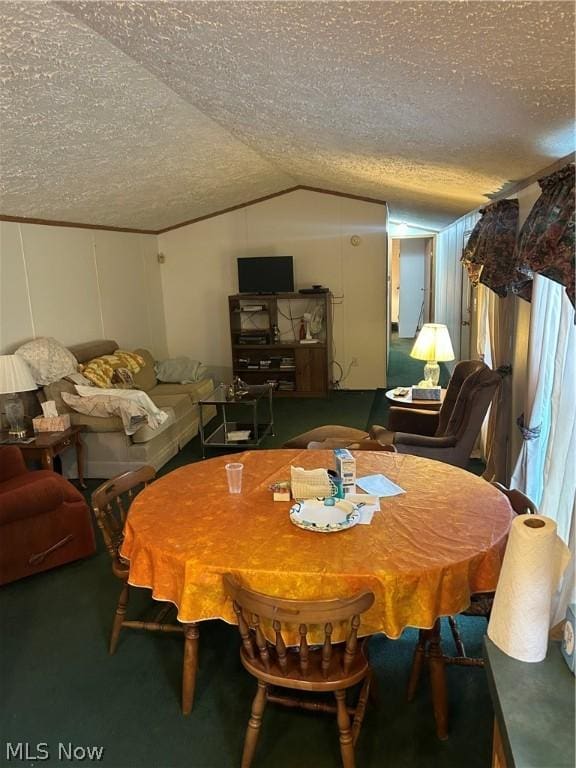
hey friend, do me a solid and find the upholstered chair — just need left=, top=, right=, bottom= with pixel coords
left=284, top=361, right=502, bottom=469
left=0, top=446, right=96, bottom=585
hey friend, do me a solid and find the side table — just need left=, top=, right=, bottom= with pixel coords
left=1, top=425, right=86, bottom=488
left=385, top=387, right=446, bottom=411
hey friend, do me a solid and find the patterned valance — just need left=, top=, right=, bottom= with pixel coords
left=461, top=199, right=519, bottom=297
left=514, top=164, right=575, bottom=308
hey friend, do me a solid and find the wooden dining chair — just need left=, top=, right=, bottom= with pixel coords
left=92, top=466, right=199, bottom=715
left=445, top=482, right=538, bottom=664
left=223, top=574, right=375, bottom=768
left=408, top=482, right=538, bottom=723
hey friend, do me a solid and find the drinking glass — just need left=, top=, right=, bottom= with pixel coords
left=225, top=462, right=244, bottom=494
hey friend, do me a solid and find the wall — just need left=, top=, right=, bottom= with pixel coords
left=434, top=210, right=481, bottom=360
left=158, top=189, right=388, bottom=389
left=390, top=239, right=400, bottom=323
left=398, top=238, right=427, bottom=338
left=0, top=222, right=166, bottom=356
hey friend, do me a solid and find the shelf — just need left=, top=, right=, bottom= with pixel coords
left=235, top=368, right=296, bottom=373
left=229, top=292, right=332, bottom=398
left=233, top=343, right=326, bottom=350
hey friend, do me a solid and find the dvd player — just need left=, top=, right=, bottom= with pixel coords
left=299, top=287, right=329, bottom=294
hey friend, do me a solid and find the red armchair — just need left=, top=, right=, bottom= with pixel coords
left=0, top=446, right=96, bottom=585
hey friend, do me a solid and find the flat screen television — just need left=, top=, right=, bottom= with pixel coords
left=237, top=256, right=294, bottom=294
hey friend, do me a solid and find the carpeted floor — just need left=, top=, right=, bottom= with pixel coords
left=0, top=339, right=493, bottom=768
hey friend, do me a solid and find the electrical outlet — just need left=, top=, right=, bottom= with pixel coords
left=351, top=357, right=359, bottom=367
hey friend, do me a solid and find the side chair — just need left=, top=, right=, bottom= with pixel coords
left=224, top=574, right=375, bottom=768
left=444, top=482, right=538, bottom=664
left=407, top=483, right=538, bottom=729
left=92, top=466, right=199, bottom=715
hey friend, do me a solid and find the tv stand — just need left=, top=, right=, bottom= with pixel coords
left=228, top=293, right=332, bottom=397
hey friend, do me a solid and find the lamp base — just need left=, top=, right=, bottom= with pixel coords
left=8, top=428, right=27, bottom=439
left=4, top=393, right=27, bottom=439
left=424, top=360, right=440, bottom=387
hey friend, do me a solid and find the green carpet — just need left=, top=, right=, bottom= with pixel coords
left=0, top=344, right=494, bottom=768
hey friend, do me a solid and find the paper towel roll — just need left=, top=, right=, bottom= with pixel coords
left=487, top=514, right=571, bottom=662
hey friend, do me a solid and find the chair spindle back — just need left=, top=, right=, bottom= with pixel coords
left=224, top=574, right=374, bottom=681
left=91, top=466, right=156, bottom=561
left=491, top=482, right=537, bottom=516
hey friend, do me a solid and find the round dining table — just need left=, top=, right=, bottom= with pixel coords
left=121, top=449, right=514, bottom=737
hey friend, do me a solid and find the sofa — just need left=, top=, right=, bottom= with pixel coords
left=42, top=340, right=216, bottom=479
left=0, top=446, right=96, bottom=585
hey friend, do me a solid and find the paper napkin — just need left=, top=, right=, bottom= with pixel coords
left=356, top=474, right=405, bottom=497
left=347, top=494, right=380, bottom=525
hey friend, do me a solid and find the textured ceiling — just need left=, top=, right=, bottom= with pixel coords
left=1, top=1, right=574, bottom=231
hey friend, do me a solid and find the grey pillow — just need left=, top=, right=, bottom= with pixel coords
left=154, top=357, right=206, bottom=383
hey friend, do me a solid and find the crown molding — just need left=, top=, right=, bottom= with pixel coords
left=1, top=185, right=388, bottom=236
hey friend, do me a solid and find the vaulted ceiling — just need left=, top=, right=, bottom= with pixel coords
left=1, top=1, right=574, bottom=232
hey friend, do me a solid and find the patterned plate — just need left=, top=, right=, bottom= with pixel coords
left=289, top=499, right=360, bottom=533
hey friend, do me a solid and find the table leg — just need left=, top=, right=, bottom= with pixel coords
left=75, top=432, right=86, bottom=489
left=182, top=623, right=200, bottom=715
left=428, top=619, right=448, bottom=740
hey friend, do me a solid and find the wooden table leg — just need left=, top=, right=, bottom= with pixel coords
left=75, top=432, right=86, bottom=489
left=428, top=619, right=448, bottom=740
left=182, top=623, right=200, bottom=715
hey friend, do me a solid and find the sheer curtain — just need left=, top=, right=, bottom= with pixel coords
left=511, top=275, right=575, bottom=620
left=510, top=274, right=575, bottom=541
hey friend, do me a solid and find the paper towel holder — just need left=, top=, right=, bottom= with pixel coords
left=524, top=518, right=545, bottom=529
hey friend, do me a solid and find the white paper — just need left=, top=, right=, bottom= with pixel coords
left=356, top=474, right=405, bottom=497
left=41, top=400, right=58, bottom=417
left=347, top=494, right=380, bottom=524
left=487, top=514, right=571, bottom=662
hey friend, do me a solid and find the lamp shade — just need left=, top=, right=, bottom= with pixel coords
left=0, top=355, right=37, bottom=394
left=410, top=324, right=455, bottom=362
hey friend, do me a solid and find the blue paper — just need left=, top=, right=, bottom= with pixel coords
left=356, top=474, right=405, bottom=497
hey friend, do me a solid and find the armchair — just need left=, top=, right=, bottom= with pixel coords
left=284, top=361, right=503, bottom=469
left=0, top=446, right=96, bottom=585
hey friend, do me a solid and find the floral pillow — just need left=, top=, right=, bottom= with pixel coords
left=16, top=337, right=78, bottom=385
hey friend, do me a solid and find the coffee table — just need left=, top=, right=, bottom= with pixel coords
left=198, top=383, right=274, bottom=457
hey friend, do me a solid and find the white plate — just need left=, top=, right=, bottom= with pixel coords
left=289, top=499, right=360, bottom=533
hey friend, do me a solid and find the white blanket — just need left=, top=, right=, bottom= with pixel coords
left=63, top=385, right=169, bottom=435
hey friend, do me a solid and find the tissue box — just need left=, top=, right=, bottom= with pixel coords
left=561, top=603, right=575, bottom=674
left=32, top=414, right=71, bottom=433
left=334, top=448, right=356, bottom=491
left=412, top=386, right=442, bottom=400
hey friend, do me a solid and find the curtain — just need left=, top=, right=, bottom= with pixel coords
left=461, top=199, right=520, bottom=296
left=511, top=275, right=576, bottom=544
left=514, top=164, right=575, bottom=307
left=477, top=287, right=514, bottom=484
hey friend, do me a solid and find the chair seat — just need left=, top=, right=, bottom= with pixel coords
left=240, top=644, right=370, bottom=692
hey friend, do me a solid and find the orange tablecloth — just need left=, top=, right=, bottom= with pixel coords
left=121, top=450, right=514, bottom=639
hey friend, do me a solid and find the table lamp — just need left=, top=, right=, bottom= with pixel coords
left=0, top=355, right=37, bottom=438
left=410, top=323, right=454, bottom=386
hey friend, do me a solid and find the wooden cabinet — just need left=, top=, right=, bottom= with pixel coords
left=228, top=292, right=332, bottom=397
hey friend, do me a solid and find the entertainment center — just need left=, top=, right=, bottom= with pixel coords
left=228, top=292, right=333, bottom=397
